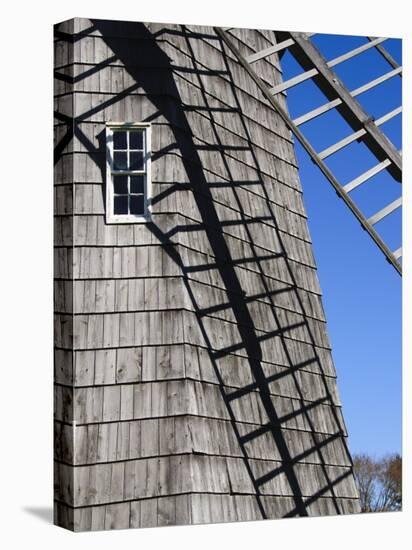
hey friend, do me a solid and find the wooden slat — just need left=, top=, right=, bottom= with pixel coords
left=269, top=37, right=387, bottom=95
left=293, top=68, right=402, bottom=127
left=269, top=67, right=318, bottom=95
left=352, top=67, right=402, bottom=95
left=318, top=107, right=402, bottom=160
left=327, top=37, right=387, bottom=66
left=367, top=197, right=402, bottom=225
left=343, top=159, right=392, bottom=193
left=393, top=247, right=402, bottom=260
left=246, top=37, right=295, bottom=63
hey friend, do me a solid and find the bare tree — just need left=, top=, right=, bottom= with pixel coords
left=353, top=453, right=402, bottom=512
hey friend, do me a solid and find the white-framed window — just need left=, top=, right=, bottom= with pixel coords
left=105, top=122, right=152, bottom=223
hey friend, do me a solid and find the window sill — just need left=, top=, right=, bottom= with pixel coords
left=105, top=213, right=152, bottom=224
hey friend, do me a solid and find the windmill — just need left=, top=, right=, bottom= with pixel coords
left=218, top=29, right=402, bottom=274
left=53, top=18, right=401, bottom=531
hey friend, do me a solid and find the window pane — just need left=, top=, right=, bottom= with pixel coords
left=130, top=195, right=144, bottom=215
left=113, top=151, right=128, bottom=170
left=129, top=151, right=143, bottom=170
left=129, top=131, right=144, bottom=150
left=113, top=175, right=128, bottom=194
left=130, top=175, right=144, bottom=194
left=114, top=195, right=128, bottom=215
left=113, top=131, right=127, bottom=150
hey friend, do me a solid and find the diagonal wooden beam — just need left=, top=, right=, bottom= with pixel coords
left=367, top=36, right=402, bottom=74
left=288, top=32, right=402, bottom=183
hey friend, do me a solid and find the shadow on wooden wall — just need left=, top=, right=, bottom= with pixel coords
left=54, top=19, right=355, bottom=521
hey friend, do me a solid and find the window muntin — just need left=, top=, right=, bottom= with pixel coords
left=106, top=123, right=151, bottom=223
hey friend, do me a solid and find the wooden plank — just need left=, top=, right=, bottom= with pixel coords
left=246, top=37, right=295, bottom=63
left=393, top=247, right=402, bottom=260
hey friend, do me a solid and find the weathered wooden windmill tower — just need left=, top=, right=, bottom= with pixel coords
left=54, top=17, right=401, bottom=531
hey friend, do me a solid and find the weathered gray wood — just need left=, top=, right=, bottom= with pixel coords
left=65, top=454, right=356, bottom=507
left=55, top=416, right=349, bottom=467
left=55, top=492, right=360, bottom=531
left=368, top=36, right=402, bottom=73
left=54, top=18, right=360, bottom=531
left=62, top=341, right=337, bottom=390
left=55, top=275, right=326, bottom=327
left=55, top=379, right=346, bottom=436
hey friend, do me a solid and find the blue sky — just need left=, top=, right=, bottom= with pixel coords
left=280, top=35, right=402, bottom=458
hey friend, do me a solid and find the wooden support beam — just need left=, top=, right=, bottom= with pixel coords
left=368, top=37, right=402, bottom=75
left=287, top=32, right=402, bottom=182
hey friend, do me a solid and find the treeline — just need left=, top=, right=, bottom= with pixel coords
left=352, top=453, right=402, bottom=512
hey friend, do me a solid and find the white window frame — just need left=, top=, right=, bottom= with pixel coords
left=105, top=122, right=152, bottom=224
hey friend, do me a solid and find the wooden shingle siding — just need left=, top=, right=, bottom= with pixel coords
left=54, top=19, right=75, bottom=522
left=54, top=151, right=307, bottom=216
left=54, top=416, right=350, bottom=467
left=55, top=114, right=297, bottom=168
left=54, top=455, right=358, bottom=508
left=54, top=17, right=360, bottom=530
left=54, top=343, right=338, bottom=392
left=64, top=244, right=321, bottom=294
left=54, top=280, right=328, bottom=341
left=54, top=274, right=327, bottom=323
left=55, top=379, right=346, bottom=432
left=54, top=309, right=332, bottom=356
left=55, top=493, right=359, bottom=531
